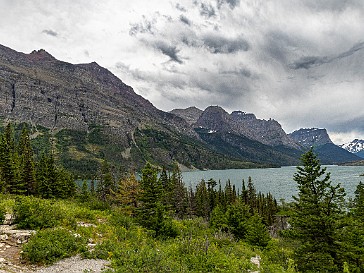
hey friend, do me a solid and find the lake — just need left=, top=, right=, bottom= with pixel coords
left=182, top=166, right=364, bottom=202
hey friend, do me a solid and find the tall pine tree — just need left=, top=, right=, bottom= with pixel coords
left=18, top=126, right=36, bottom=195
left=290, top=148, right=345, bottom=272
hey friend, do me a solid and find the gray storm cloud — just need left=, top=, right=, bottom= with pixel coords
left=1, top=0, right=364, bottom=143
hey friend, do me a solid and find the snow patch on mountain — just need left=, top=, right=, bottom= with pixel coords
left=340, top=139, right=364, bottom=153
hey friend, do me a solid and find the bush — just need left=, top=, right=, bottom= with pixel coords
left=22, top=228, right=85, bottom=264
left=13, top=196, right=64, bottom=229
left=157, top=219, right=180, bottom=239
left=0, top=204, right=5, bottom=224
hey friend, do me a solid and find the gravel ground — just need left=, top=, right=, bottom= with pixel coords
left=34, top=256, right=110, bottom=273
left=0, top=256, right=110, bottom=273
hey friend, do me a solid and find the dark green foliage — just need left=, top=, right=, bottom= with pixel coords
left=18, top=126, right=36, bottom=195
left=14, top=196, right=63, bottom=229
left=22, top=228, right=85, bottom=264
left=195, top=128, right=300, bottom=166
left=168, top=163, right=188, bottom=218
left=336, top=182, right=364, bottom=272
left=0, top=123, right=75, bottom=198
left=133, top=127, right=265, bottom=171
left=353, top=181, right=364, bottom=218
left=36, top=153, right=76, bottom=199
left=0, top=123, right=19, bottom=193
left=0, top=203, right=5, bottom=223
left=137, top=163, right=177, bottom=238
left=194, top=180, right=210, bottom=218
left=290, top=148, right=346, bottom=272
left=96, top=160, right=115, bottom=202
left=245, top=214, right=271, bottom=247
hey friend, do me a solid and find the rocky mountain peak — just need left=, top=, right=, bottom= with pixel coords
left=340, top=139, right=364, bottom=153
left=191, top=106, right=299, bottom=149
left=170, top=106, right=203, bottom=125
left=230, top=111, right=256, bottom=121
left=289, top=128, right=333, bottom=148
left=195, top=106, right=233, bottom=132
left=27, top=49, right=56, bottom=62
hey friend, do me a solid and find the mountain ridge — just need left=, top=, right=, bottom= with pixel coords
left=340, top=139, right=364, bottom=159
left=0, top=44, right=361, bottom=174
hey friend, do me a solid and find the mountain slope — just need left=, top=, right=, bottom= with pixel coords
left=0, top=44, right=264, bottom=174
left=340, top=139, right=364, bottom=158
left=289, top=128, right=361, bottom=163
left=194, top=106, right=299, bottom=149
left=170, top=107, right=203, bottom=125
left=191, top=106, right=302, bottom=166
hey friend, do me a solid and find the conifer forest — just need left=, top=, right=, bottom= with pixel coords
left=1, top=123, right=364, bottom=272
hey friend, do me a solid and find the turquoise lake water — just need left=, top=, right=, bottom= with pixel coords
left=182, top=166, right=364, bottom=202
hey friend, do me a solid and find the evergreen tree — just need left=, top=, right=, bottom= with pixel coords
left=207, top=178, right=217, bottom=213
left=195, top=179, right=209, bottom=218
left=170, top=163, right=187, bottom=218
left=80, top=180, right=90, bottom=200
left=336, top=182, right=364, bottom=272
left=159, top=166, right=172, bottom=207
left=353, top=181, right=364, bottom=218
left=290, top=148, right=346, bottom=272
left=245, top=214, right=271, bottom=247
left=225, top=201, right=251, bottom=240
left=247, top=176, right=256, bottom=213
left=36, top=153, right=58, bottom=198
left=225, top=179, right=234, bottom=205
left=137, top=163, right=165, bottom=232
left=241, top=179, right=248, bottom=204
left=96, top=160, right=115, bottom=202
left=18, top=126, right=36, bottom=195
left=0, top=123, right=17, bottom=193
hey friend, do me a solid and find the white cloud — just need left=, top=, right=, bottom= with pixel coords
left=0, top=0, right=364, bottom=141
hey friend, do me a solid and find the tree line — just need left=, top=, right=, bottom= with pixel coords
left=83, top=160, right=278, bottom=246
left=0, top=123, right=75, bottom=198
left=4, top=120, right=364, bottom=272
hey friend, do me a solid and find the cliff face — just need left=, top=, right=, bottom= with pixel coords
left=288, top=128, right=333, bottom=148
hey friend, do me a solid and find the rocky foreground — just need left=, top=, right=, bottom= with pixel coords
left=0, top=215, right=109, bottom=273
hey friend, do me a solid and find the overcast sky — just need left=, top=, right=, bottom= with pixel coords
left=1, top=0, right=364, bottom=144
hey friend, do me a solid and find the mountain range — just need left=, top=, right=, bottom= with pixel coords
left=0, top=44, right=361, bottom=176
left=340, top=139, right=364, bottom=158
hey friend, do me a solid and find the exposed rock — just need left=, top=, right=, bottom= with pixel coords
left=194, top=106, right=299, bottom=149
left=0, top=44, right=199, bottom=141
left=77, top=222, right=97, bottom=228
left=289, top=128, right=361, bottom=164
left=0, top=227, right=35, bottom=244
left=170, top=106, right=203, bottom=125
left=340, top=139, right=364, bottom=158
left=289, top=128, right=333, bottom=147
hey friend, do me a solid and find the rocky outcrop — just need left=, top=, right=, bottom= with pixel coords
left=289, top=128, right=333, bottom=148
left=289, top=128, right=361, bottom=164
left=194, top=106, right=299, bottom=149
left=340, top=139, right=364, bottom=158
left=170, top=107, right=203, bottom=125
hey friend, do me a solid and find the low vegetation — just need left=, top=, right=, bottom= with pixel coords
left=0, top=123, right=364, bottom=272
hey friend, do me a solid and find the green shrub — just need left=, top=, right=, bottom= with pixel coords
left=157, top=219, right=180, bottom=239
left=13, top=196, right=64, bottom=229
left=22, top=228, right=85, bottom=264
left=0, top=204, right=5, bottom=224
